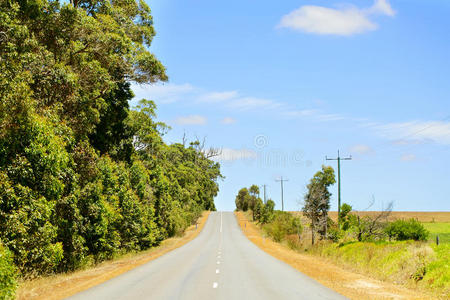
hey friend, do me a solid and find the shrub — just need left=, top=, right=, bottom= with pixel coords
left=260, top=200, right=275, bottom=224
left=286, top=234, right=302, bottom=250
left=385, top=219, right=429, bottom=241
left=0, top=241, right=17, bottom=300
left=327, top=218, right=342, bottom=242
left=263, top=211, right=302, bottom=242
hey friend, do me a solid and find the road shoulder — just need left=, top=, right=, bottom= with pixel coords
left=235, top=211, right=435, bottom=300
left=17, top=211, right=211, bottom=300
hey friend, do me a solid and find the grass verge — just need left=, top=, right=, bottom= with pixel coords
left=17, top=211, right=210, bottom=300
left=423, top=222, right=450, bottom=244
left=236, top=211, right=439, bottom=300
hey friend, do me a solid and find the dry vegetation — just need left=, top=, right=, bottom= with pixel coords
left=236, top=211, right=439, bottom=300
left=16, top=212, right=210, bottom=300
left=323, top=211, right=450, bottom=223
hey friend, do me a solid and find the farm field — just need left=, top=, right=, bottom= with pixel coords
left=326, top=211, right=450, bottom=223
left=315, top=211, right=450, bottom=244
left=423, top=222, right=450, bottom=244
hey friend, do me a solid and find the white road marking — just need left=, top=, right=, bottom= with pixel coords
left=216, top=269, right=220, bottom=274
left=220, top=212, right=222, bottom=233
left=217, top=255, right=221, bottom=259
left=217, top=261, right=220, bottom=265
left=213, top=282, right=218, bottom=289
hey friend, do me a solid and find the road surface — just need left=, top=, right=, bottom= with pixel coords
left=69, top=212, right=346, bottom=300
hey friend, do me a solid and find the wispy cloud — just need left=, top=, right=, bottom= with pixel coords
left=284, top=109, right=345, bottom=122
left=199, top=91, right=238, bottom=103
left=213, top=148, right=257, bottom=161
left=221, top=117, right=236, bottom=124
left=227, top=97, right=282, bottom=111
left=350, top=144, right=374, bottom=155
left=372, top=121, right=450, bottom=145
left=401, top=154, right=416, bottom=161
left=132, top=83, right=344, bottom=123
left=277, top=0, right=395, bottom=36
left=284, top=109, right=317, bottom=117
left=132, top=83, right=195, bottom=103
left=174, top=115, right=207, bottom=126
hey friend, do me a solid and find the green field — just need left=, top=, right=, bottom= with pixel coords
left=423, top=222, right=450, bottom=244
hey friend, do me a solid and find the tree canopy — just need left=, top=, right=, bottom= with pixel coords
left=0, top=0, right=222, bottom=285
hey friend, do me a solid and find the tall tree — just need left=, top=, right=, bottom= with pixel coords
left=303, top=166, right=336, bottom=245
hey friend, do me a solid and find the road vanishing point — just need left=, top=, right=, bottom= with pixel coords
left=69, top=212, right=347, bottom=300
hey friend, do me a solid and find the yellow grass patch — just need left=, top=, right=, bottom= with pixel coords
left=17, top=211, right=210, bottom=300
left=235, top=211, right=437, bottom=300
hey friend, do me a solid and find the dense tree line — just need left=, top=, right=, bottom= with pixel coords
left=0, top=0, right=221, bottom=285
left=234, top=185, right=275, bottom=224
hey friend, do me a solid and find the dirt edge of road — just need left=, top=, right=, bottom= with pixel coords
left=17, top=211, right=211, bottom=300
left=235, top=211, right=436, bottom=300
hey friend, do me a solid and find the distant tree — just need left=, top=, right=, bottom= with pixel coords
left=339, top=203, right=353, bottom=231
left=260, top=199, right=275, bottom=224
left=249, top=185, right=260, bottom=197
left=235, top=185, right=263, bottom=212
left=253, top=198, right=263, bottom=221
left=235, top=188, right=250, bottom=211
left=303, top=166, right=336, bottom=245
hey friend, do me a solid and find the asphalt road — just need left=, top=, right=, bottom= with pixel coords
left=69, top=212, right=347, bottom=300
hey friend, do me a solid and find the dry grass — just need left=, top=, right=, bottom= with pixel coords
left=291, top=211, right=450, bottom=223
left=17, top=211, right=210, bottom=300
left=236, top=211, right=437, bottom=300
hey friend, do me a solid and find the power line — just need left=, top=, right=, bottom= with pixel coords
left=326, top=150, right=352, bottom=226
left=275, top=177, right=288, bottom=211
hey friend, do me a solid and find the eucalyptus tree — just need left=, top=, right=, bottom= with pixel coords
left=303, top=166, right=336, bottom=245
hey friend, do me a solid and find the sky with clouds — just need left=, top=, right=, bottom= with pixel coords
left=132, top=0, right=450, bottom=212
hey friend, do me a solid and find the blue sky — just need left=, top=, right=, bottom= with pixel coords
left=132, top=0, right=450, bottom=212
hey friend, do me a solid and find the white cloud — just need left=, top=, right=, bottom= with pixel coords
left=285, top=109, right=318, bottom=117
left=213, top=148, right=257, bottom=161
left=221, top=117, right=236, bottom=124
left=373, top=121, right=450, bottom=145
left=350, top=144, right=374, bottom=155
left=132, top=83, right=195, bottom=104
left=317, top=113, right=345, bottom=121
left=199, top=91, right=238, bottom=103
left=131, top=83, right=346, bottom=124
left=401, top=154, right=416, bottom=161
left=278, top=0, right=395, bottom=36
left=174, top=115, right=207, bottom=125
left=228, top=97, right=282, bottom=111
left=367, top=0, right=396, bottom=16
left=284, top=109, right=345, bottom=122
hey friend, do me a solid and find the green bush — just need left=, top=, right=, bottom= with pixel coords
left=259, top=200, right=275, bottom=224
left=0, top=241, right=17, bottom=300
left=385, top=219, right=429, bottom=241
left=263, top=211, right=302, bottom=242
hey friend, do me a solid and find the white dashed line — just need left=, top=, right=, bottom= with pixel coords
left=217, top=255, right=221, bottom=259
left=217, top=261, right=220, bottom=265
left=213, top=282, right=218, bottom=288
left=216, top=269, right=220, bottom=274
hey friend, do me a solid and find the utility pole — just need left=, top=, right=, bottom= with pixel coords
left=259, top=184, right=267, bottom=203
left=275, top=177, right=288, bottom=211
left=326, top=150, right=352, bottom=226
left=263, top=184, right=267, bottom=204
